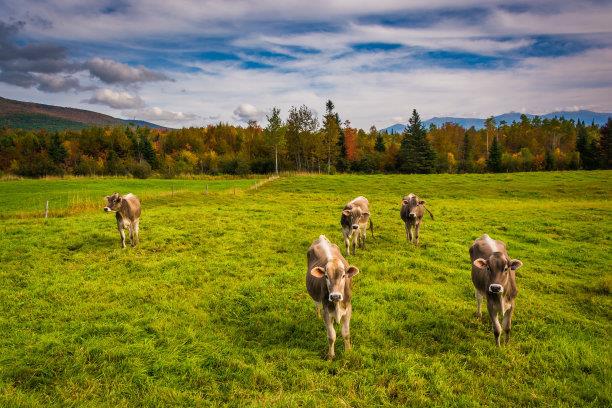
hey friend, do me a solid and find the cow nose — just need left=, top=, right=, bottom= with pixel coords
left=329, top=293, right=342, bottom=302
left=352, top=224, right=359, bottom=230
left=409, top=213, right=416, bottom=218
left=489, top=284, right=503, bottom=294
left=104, top=207, right=111, bottom=212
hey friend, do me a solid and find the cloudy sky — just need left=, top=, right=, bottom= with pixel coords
left=1, top=0, right=611, bottom=128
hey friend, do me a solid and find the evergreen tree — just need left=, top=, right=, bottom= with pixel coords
left=600, top=118, right=611, bottom=169
left=397, top=109, right=436, bottom=173
left=576, top=120, right=598, bottom=169
left=48, top=132, right=67, bottom=164
left=374, top=132, right=385, bottom=152
left=336, top=113, right=348, bottom=172
left=487, top=135, right=503, bottom=172
left=140, top=130, right=158, bottom=169
left=459, top=132, right=473, bottom=173
left=544, top=148, right=555, bottom=171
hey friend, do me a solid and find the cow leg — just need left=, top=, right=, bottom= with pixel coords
left=407, top=223, right=413, bottom=243
left=360, top=226, right=366, bottom=249
left=129, top=225, right=135, bottom=247
left=117, top=222, right=126, bottom=248
left=314, top=301, right=322, bottom=319
left=133, top=220, right=140, bottom=246
left=343, top=230, right=351, bottom=257
left=351, top=231, right=357, bottom=255
left=488, top=302, right=502, bottom=347
left=324, top=310, right=336, bottom=360
left=475, top=290, right=483, bottom=318
left=502, top=306, right=514, bottom=345
left=414, top=222, right=421, bottom=246
left=341, top=313, right=351, bottom=351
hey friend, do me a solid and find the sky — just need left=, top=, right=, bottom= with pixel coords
left=0, top=0, right=611, bottom=128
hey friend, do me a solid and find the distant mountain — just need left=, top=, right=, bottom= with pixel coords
left=383, top=110, right=612, bottom=133
left=0, top=96, right=165, bottom=131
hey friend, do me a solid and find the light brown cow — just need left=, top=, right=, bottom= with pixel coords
left=470, top=234, right=523, bottom=346
left=341, top=196, right=373, bottom=256
left=104, top=193, right=141, bottom=248
left=306, top=235, right=360, bottom=359
left=400, top=193, right=433, bottom=245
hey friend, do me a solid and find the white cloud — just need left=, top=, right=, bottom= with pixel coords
left=124, top=106, right=198, bottom=122
left=233, top=103, right=265, bottom=122
left=84, top=88, right=145, bottom=109
left=84, top=57, right=170, bottom=85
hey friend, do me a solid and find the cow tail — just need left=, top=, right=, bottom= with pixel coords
left=369, top=217, right=374, bottom=238
left=424, top=206, right=434, bottom=220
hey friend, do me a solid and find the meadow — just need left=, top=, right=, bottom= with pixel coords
left=0, top=171, right=610, bottom=407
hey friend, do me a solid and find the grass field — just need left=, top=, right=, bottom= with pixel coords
left=0, top=171, right=610, bottom=407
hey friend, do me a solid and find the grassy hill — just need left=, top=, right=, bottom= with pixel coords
left=0, top=97, right=163, bottom=130
left=0, top=172, right=609, bottom=406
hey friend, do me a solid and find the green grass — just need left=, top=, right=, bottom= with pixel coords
left=0, top=171, right=610, bottom=407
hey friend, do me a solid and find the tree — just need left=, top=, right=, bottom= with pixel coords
left=139, top=129, right=158, bottom=169
left=48, top=132, right=67, bottom=165
left=285, top=105, right=318, bottom=171
left=264, top=107, right=284, bottom=174
left=397, top=109, right=436, bottom=173
left=374, top=129, right=385, bottom=152
left=321, top=100, right=340, bottom=173
left=576, top=120, right=598, bottom=169
left=484, top=116, right=496, bottom=157
left=459, top=132, right=473, bottom=173
left=600, top=118, right=611, bottom=169
left=487, top=135, right=503, bottom=172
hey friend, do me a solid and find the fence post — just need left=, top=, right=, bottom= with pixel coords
left=44, top=200, right=49, bottom=219
left=206, top=184, right=208, bottom=195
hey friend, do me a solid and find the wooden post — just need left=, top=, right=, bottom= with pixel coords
left=44, top=200, right=49, bottom=219
left=234, top=187, right=236, bottom=195
left=206, top=184, right=208, bottom=195
left=172, top=184, right=174, bottom=197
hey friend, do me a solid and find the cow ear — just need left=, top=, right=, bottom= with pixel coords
left=509, top=259, right=523, bottom=271
left=418, top=200, right=426, bottom=205
left=104, top=195, right=110, bottom=200
left=402, top=199, right=409, bottom=205
left=473, top=258, right=488, bottom=269
left=346, top=266, right=359, bottom=278
left=342, top=209, right=351, bottom=216
left=363, top=212, right=370, bottom=217
left=310, top=266, right=325, bottom=278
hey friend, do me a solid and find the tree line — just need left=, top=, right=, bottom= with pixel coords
left=0, top=101, right=610, bottom=178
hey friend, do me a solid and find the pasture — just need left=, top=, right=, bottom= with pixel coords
left=0, top=171, right=610, bottom=407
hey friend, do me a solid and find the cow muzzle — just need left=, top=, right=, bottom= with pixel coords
left=408, top=213, right=417, bottom=219
left=329, top=292, right=343, bottom=302
left=489, top=284, right=504, bottom=294
left=351, top=224, right=359, bottom=230
left=103, top=207, right=112, bottom=212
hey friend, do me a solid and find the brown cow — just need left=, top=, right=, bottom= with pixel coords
left=470, top=234, right=523, bottom=346
left=104, top=193, right=141, bottom=248
left=306, top=235, right=360, bottom=359
left=400, top=193, right=433, bottom=245
left=341, top=196, right=373, bottom=256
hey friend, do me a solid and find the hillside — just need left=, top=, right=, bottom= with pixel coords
left=0, top=97, right=164, bottom=130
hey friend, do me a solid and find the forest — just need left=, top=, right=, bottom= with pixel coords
left=0, top=101, right=610, bottom=178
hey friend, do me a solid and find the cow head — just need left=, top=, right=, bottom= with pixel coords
left=342, top=205, right=366, bottom=230
left=310, top=260, right=359, bottom=302
left=402, top=193, right=424, bottom=220
left=473, top=253, right=522, bottom=294
left=104, top=193, right=122, bottom=212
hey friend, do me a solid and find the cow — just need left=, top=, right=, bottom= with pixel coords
left=103, top=193, right=141, bottom=248
left=341, top=196, right=373, bottom=256
left=470, top=234, right=523, bottom=346
left=400, top=193, right=433, bottom=245
left=306, top=235, right=360, bottom=360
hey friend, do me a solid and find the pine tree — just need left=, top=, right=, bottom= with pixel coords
left=265, top=107, right=284, bottom=174
left=375, top=132, right=385, bottom=152
left=576, top=120, right=598, bottom=169
left=487, top=135, right=503, bottom=172
left=459, top=132, right=473, bottom=173
left=48, top=132, right=67, bottom=164
left=397, top=109, right=436, bottom=173
left=600, top=118, right=611, bottom=169
left=336, top=113, right=348, bottom=172
left=140, top=130, right=158, bottom=169
left=544, top=148, right=555, bottom=171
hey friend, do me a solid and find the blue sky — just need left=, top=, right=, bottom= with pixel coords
left=0, top=0, right=611, bottom=127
